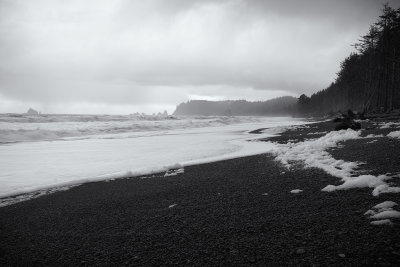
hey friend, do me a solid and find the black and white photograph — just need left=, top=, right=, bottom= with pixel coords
left=1, top=0, right=400, bottom=265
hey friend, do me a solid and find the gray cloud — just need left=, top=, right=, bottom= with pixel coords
left=0, top=0, right=399, bottom=114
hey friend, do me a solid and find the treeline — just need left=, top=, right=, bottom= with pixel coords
left=173, top=96, right=297, bottom=116
left=298, top=4, right=400, bottom=116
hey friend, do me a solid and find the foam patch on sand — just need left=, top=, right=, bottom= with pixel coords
left=164, top=167, right=185, bottom=177
left=0, top=184, right=80, bottom=207
left=365, top=134, right=384, bottom=138
left=290, top=189, right=303, bottom=194
left=379, top=122, right=400, bottom=129
left=387, top=131, right=400, bottom=139
left=370, top=219, right=392, bottom=225
left=365, top=201, right=400, bottom=225
left=271, top=129, right=400, bottom=196
left=307, top=131, right=327, bottom=135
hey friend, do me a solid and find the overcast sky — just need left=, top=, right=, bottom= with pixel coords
left=0, top=0, right=399, bottom=114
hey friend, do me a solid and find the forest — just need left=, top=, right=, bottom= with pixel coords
left=297, top=4, right=400, bottom=116
left=173, top=96, right=297, bottom=116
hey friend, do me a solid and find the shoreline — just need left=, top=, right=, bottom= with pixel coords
left=1, top=119, right=400, bottom=265
left=0, top=118, right=307, bottom=204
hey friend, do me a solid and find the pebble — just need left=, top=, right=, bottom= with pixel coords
left=296, top=248, right=305, bottom=254
left=248, top=256, right=256, bottom=263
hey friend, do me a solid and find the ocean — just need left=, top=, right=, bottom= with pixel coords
left=0, top=114, right=306, bottom=201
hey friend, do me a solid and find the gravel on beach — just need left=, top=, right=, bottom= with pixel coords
left=1, top=119, right=400, bottom=266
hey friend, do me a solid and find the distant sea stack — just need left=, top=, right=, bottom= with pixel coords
left=26, top=108, right=39, bottom=115
left=173, top=96, right=297, bottom=116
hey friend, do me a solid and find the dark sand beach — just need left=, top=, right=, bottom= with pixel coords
left=1, top=120, right=400, bottom=266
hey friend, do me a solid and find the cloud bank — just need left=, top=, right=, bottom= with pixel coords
left=0, top=0, right=398, bottom=114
